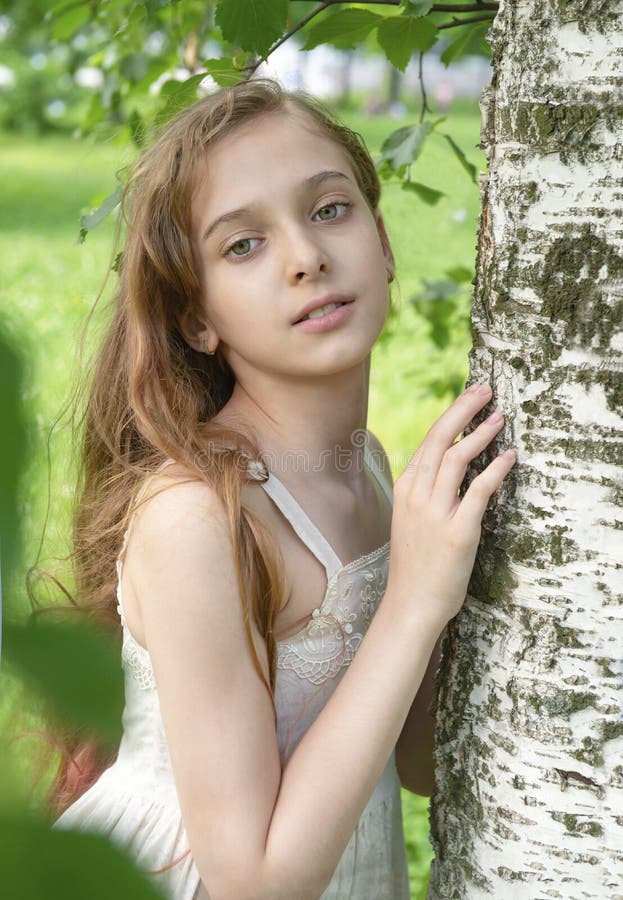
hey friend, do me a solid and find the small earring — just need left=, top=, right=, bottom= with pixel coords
left=201, top=338, right=216, bottom=356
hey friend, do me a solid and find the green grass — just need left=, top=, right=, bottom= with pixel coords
left=0, top=102, right=484, bottom=898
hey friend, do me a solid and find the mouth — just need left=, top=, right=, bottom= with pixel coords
left=293, top=299, right=355, bottom=325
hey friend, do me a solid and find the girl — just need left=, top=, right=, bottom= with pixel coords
left=50, top=77, right=515, bottom=899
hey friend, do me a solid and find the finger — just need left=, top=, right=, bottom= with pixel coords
left=453, top=448, right=517, bottom=525
left=430, top=408, right=507, bottom=514
left=401, top=383, right=494, bottom=501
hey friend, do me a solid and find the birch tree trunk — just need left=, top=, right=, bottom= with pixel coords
left=428, top=2, right=623, bottom=897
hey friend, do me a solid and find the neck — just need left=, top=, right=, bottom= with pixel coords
left=214, top=357, right=371, bottom=484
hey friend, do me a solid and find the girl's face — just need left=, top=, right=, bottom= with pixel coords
left=187, top=108, right=394, bottom=380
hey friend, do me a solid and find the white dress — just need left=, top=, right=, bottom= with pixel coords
left=52, top=443, right=411, bottom=900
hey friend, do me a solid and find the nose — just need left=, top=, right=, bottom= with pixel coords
left=282, top=224, right=330, bottom=283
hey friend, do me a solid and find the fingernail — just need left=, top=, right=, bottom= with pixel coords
left=477, top=383, right=491, bottom=395
left=466, top=382, right=486, bottom=393
left=486, top=407, right=504, bottom=423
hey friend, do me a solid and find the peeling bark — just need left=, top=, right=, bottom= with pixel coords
left=427, top=1, right=623, bottom=896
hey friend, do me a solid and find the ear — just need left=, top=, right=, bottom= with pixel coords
left=374, top=211, right=395, bottom=281
left=178, top=306, right=219, bottom=355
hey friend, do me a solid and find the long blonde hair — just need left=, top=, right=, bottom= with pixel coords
left=29, top=76, right=396, bottom=824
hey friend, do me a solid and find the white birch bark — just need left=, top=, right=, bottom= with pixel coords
left=427, top=1, right=623, bottom=896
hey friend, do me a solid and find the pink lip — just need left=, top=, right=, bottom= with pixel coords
left=292, top=293, right=355, bottom=324
left=292, top=300, right=356, bottom=332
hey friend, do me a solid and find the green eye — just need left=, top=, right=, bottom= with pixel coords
left=317, top=205, right=338, bottom=220
left=315, top=202, right=350, bottom=221
left=224, top=237, right=260, bottom=259
left=231, top=239, right=251, bottom=255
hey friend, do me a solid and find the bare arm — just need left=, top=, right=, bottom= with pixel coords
left=128, top=473, right=442, bottom=900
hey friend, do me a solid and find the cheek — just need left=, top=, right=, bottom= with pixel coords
left=210, top=268, right=267, bottom=318
left=202, top=273, right=273, bottom=340
left=353, top=220, right=385, bottom=263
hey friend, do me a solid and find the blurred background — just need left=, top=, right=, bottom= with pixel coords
left=0, top=2, right=491, bottom=896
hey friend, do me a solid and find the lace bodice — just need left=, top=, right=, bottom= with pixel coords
left=115, top=440, right=393, bottom=764
left=115, top=543, right=390, bottom=693
left=276, top=542, right=389, bottom=684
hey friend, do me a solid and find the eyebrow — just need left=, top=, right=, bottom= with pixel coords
left=202, top=169, right=353, bottom=242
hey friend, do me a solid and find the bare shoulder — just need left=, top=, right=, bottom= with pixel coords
left=123, top=461, right=252, bottom=656
left=366, top=429, right=394, bottom=488
left=130, top=461, right=227, bottom=542
left=125, top=462, right=245, bottom=641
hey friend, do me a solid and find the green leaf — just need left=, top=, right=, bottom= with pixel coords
left=440, top=23, right=489, bottom=67
left=51, top=4, right=92, bottom=41
left=49, top=0, right=76, bottom=12
left=216, top=0, right=289, bottom=59
left=480, top=32, right=492, bottom=54
left=446, top=265, right=473, bottom=283
left=129, top=3, right=147, bottom=26
left=126, top=59, right=170, bottom=97
left=440, top=133, right=478, bottom=184
left=0, top=816, right=167, bottom=900
left=158, top=72, right=207, bottom=121
left=128, top=109, right=145, bottom=148
left=379, top=121, right=432, bottom=172
left=376, top=158, right=395, bottom=181
left=204, top=57, right=249, bottom=87
left=81, top=90, right=106, bottom=132
left=377, top=15, right=437, bottom=72
left=113, top=1, right=148, bottom=36
left=405, top=0, right=434, bottom=15
left=302, top=9, right=383, bottom=51
left=119, top=53, right=150, bottom=84
left=0, top=328, right=27, bottom=606
left=145, top=0, right=174, bottom=11
left=402, top=180, right=445, bottom=205
left=77, top=185, right=123, bottom=243
left=4, top=618, right=124, bottom=747
left=408, top=280, right=466, bottom=349
left=428, top=115, right=447, bottom=132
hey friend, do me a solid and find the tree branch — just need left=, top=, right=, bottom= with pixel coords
left=418, top=51, right=430, bottom=125
left=431, top=3, right=498, bottom=10
left=242, top=0, right=401, bottom=80
left=437, top=13, right=495, bottom=29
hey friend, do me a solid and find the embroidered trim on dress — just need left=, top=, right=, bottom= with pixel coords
left=116, top=546, right=157, bottom=691
left=276, top=547, right=390, bottom=685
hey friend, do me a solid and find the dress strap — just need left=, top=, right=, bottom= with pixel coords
left=257, top=438, right=392, bottom=581
left=259, top=474, right=344, bottom=580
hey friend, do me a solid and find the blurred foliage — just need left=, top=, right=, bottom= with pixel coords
left=0, top=0, right=91, bottom=132
left=409, top=266, right=472, bottom=340
left=0, top=321, right=27, bottom=600
left=0, top=298, right=155, bottom=898
left=0, top=814, right=168, bottom=899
